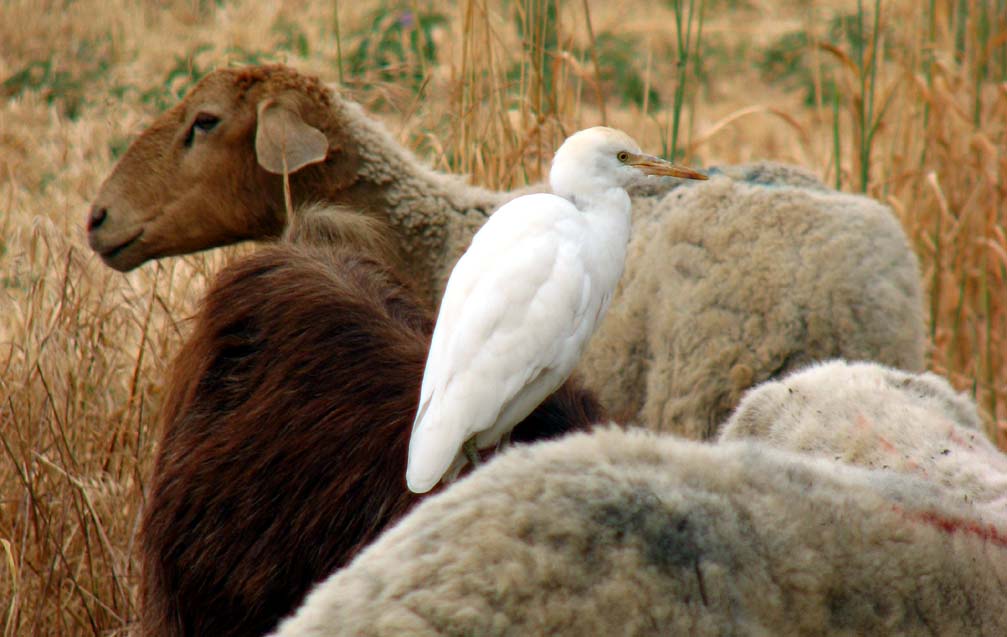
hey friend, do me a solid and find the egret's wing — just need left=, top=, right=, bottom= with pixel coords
left=416, top=193, right=579, bottom=411
left=407, top=194, right=596, bottom=492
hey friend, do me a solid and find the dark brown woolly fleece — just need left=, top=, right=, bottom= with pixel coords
left=141, top=242, right=604, bottom=637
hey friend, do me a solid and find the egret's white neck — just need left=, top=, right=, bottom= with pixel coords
left=568, top=187, right=632, bottom=314
left=570, top=187, right=633, bottom=282
left=567, top=187, right=632, bottom=219
left=549, top=156, right=633, bottom=243
left=550, top=156, right=632, bottom=218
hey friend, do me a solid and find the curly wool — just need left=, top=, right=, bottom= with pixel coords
left=584, top=170, right=926, bottom=437
left=269, top=425, right=1007, bottom=637
left=720, top=359, right=1007, bottom=514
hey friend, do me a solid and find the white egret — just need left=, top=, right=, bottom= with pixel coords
left=406, top=127, right=707, bottom=494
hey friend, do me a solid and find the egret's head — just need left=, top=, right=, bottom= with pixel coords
left=549, top=126, right=707, bottom=198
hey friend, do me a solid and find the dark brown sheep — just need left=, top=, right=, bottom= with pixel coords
left=143, top=240, right=603, bottom=637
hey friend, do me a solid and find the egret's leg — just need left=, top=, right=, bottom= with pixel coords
left=463, top=439, right=481, bottom=467
left=495, top=430, right=512, bottom=453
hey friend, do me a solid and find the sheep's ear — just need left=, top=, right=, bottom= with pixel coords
left=255, top=99, right=330, bottom=175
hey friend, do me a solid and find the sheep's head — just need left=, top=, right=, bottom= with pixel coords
left=88, top=65, right=348, bottom=271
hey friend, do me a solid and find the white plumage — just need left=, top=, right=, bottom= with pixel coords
left=406, top=127, right=707, bottom=494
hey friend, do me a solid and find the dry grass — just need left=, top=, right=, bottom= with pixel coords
left=1, top=0, right=1004, bottom=634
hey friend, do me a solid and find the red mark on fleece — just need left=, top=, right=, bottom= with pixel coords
left=896, top=506, right=1007, bottom=550
left=945, top=423, right=1007, bottom=472
left=946, top=425, right=974, bottom=450
left=853, top=414, right=894, bottom=454
left=855, top=415, right=925, bottom=474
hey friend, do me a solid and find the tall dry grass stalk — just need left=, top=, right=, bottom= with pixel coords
left=1, top=0, right=1004, bottom=634
left=812, top=0, right=1007, bottom=443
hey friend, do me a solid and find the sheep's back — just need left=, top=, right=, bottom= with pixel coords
left=144, top=244, right=430, bottom=637
left=585, top=165, right=925, bottom=437
left=720, top=359, right=1007, bottom=515
left=269, top=427, right=1007, bottom=637
left=143, top=240, right=604, bottom=637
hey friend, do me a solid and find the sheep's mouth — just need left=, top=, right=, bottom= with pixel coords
left=99, top=229, right=144, bottom=262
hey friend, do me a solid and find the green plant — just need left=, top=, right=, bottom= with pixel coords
left=2, top=57, right=105, bottom=120
left=666, top=0, right=705, bottom=161
left=850, top=0, right=885, bottom=193
left=589, top=32, right=661, bottom=109
left=273, top=17, right=310, bottom=58
left=139, top=44, right=214, bottom=110
left=348, top=5, right=447, bottom=89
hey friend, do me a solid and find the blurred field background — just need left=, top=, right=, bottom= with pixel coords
left=1, top=0, right=1004, bottom=634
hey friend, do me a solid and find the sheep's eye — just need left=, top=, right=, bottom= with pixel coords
left=184, top=113, right=221, bottom=147
left=617, top=151, right=630, bottom=163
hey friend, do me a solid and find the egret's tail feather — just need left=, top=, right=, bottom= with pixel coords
left=406, top=407, right=468, bottom=494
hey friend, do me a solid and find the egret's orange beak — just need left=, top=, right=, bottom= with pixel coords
left=628, top=153, right=708, bottom=180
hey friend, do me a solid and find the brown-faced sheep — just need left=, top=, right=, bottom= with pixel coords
left=720, top=359, right=1007, bottom=514
left=268, top=426, right=1007, bottom=637
left=89, top=64, right=926, bottom=436
left=143, top=234, right=603, bottom=637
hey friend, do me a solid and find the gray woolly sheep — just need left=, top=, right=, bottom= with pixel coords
left=268, top=427, right=1007, bottom=637
left=584, top=174, right=925, bottom=435
left=720, top=359, right=1007, bottom=514
left=88, top=64, right=926, bottom=437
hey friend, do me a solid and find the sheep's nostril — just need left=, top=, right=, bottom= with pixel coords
left=87, top=206, right=108, bottom=231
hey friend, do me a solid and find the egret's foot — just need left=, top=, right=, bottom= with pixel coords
left=464, top=439, right=481, bottom=467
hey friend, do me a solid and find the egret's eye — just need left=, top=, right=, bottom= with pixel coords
left=184, top=113, right=221, bottom=147
left=617, top=151, right=630, bottom=163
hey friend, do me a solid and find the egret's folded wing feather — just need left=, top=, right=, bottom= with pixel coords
left=408, top=194, right=595, bottom=491
left=408, top=235, right=565, bottom=491
left=414, top=194, right=571, bottom=410
left=416, top=193, right=578, bottom=414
